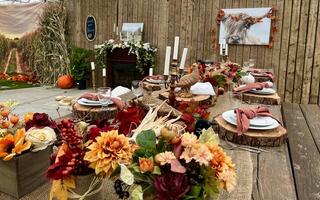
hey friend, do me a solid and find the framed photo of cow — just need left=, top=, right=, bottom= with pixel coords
left=218, top=7, right=273, bottom=45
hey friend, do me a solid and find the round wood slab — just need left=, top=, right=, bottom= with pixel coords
left=213, top=115, right=287, bottom=147
left=72, top=103, right=118, bottom=122
left=242, top=92, right=281, bottom=105
left=159, top=91, right=212, bottom=105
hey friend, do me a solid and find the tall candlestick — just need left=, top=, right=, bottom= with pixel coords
left=91, top=62, right=95, bottom=70
left=164, top=46, right=171, bottom=76
left=102, top=68, right=106, bottom=77
left=179, top=48, right=188, bottom=70
left=225, top=43, right=228, bottom=55
left=173, top=36, right=179, bottom=60
left=149, top=68, right=153, bottom=76
left=220, top=43, right=223, bottom=55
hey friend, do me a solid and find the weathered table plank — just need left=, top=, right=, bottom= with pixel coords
left=282, top=103, right=320, bottom=200
left=300, top=104, right=320, bottom=152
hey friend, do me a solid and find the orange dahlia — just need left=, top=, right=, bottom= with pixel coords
left=84, top=130, right=137, bottom=177
left=206, top=144, right=236, bottom=192
left=0, top=128, right=32, bottom=161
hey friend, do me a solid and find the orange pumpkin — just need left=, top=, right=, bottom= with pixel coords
left=57, top=75, right=75, bottom=89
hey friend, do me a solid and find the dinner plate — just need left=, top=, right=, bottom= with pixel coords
left=250, top=88, right=276, bottom=95
left=230, top=114, right=274, bottom=127
left=222, top=110, right=279, bottom=130
left=146, top=78, right=163, bottom=84
left=77, top=98, right=114, bottom=106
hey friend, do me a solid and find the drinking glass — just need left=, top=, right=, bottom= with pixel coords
left=97, top=87, right=111, bottom=111
left=248, top=58, right=255, bottom=69
left=243, top=61, right=250, bottom=72
left=131, top=80, right=143, bottom=99
left=227, top=83, right=242, bottom=109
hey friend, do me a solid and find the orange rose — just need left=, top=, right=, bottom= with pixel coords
left=139, top=157, right=154, bottom=173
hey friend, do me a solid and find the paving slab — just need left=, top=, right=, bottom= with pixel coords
left=0, top=87, right=93, bottom=119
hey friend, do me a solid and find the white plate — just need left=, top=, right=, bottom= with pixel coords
left=77, top=98, right=114, bottom=107
left=230, top=113, right=274, bottom=127
left=222, top=110, right=279, bottom=130
left=146, top=78, right=163, bottom=84
left=250, top=88, right=276, bottom=95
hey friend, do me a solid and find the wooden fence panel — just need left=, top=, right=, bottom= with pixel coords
left=65, top=0, right=320, bottom=104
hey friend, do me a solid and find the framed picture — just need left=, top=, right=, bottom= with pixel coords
left=85, top=15, right=97, bottom=41
left=219, top=7, right=272, bottom=45
left=120, top=23, right=144, bottom=42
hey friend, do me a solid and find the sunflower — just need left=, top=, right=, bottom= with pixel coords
left=84, top=130, right=137, bottom=177
left=0, top=128, right=32, bottom=161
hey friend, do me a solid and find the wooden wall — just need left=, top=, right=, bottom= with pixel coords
left=66, top=0, right=320, bottom=104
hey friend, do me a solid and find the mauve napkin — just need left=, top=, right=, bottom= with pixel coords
left=79, top=93, right=126, bottom=110
left=233, top=82, right=272, bottom=94
left=235, top=106, right=273, bottom=135
left=248, top=69, right=274, bottom=81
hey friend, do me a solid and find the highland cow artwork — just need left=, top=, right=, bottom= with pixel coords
left=219, top=7, right=272, bottom=45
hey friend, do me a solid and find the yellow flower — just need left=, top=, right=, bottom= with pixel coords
left=84, top=130, right=137, bottom=177
left=139, top=157, right=154, bottom=173
left=155, top=151, right=176, bottom=165
left=0, top=128, right=31, bottom=161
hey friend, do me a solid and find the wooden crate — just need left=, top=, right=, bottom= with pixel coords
left=0, top=147, right=52, bottom=199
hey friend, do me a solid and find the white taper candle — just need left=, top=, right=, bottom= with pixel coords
left=164, top=46, right=171, bottom=76
left=173, top=36, right=180, bottom=60
left=179, top=48, right=188, bottom=70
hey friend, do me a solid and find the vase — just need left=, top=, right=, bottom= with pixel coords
left=68, top=173, right=103, bottom=200
left=77, top=80, right=87, bottom=90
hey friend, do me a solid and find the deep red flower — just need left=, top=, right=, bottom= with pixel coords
left=25, top=113, right=58, bottom=133
left=113, top=105, right=145, bottom=136
left=154, top=171, right=190, bottom=200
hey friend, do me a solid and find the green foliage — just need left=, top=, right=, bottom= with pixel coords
left=202, top=167, right=219, bottom=199
left=70, top=46, right=94, bottom=81
left=0, top=80, right=37, bottom=90
left=95, top=40, right=157, bottom=74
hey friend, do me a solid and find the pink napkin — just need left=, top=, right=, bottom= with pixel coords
left=79, top=93, right=126, bottom=110
left=235, top=106, right=273, bottom=135
left=248, top=69, right=274, bottom=81
left=233, top=82, right=272, bottom=94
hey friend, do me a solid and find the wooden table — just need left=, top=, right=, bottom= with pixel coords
left=211, top=96, right=320, bottom=200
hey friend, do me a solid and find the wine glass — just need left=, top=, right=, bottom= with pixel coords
left=243, top=61, right=250, bottom=72
left=97, top=87, right=111, bottom=111
left=131, top=80, right=143, bottom=99
left=248, top=58, right=255, bottom=69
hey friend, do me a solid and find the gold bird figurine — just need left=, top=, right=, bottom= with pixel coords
left=176, top=64, right=199, bottom=96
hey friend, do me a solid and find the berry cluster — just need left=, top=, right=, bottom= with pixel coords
left=184, top=160, right=204, bottom=184
left=114, top=179, right=130, bottom=199
left=58, top=119, right=83, bottom=148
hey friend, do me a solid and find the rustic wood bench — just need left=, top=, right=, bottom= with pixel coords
left=282, top=103, right=320, bottom=200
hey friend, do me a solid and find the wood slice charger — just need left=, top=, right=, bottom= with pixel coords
left=159, top=91, right=212, bottom=105
left=242, top=92, right=281, bottom=105
left=213, top=115, right=287, bottom=147
left=72, top=103, right=118, bottom=122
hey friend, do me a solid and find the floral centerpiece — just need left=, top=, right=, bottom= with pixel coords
left=108, top=127, right=236, bottom=200
left=0, top=102, right=56, bottom=160
left=95, top=39, right=157, bottom=74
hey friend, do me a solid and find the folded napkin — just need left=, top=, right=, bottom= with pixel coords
left=190, top=82, right=216, bottom=96
left=233, top=82, right=272, bottom=94
left=235, top=106, right=273, bottom=135
left=248, top=69, right=274, bottom=81
left=79, top=93, right=126, bottom=110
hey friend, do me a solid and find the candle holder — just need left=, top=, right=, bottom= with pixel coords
left=164, top=59, right=182, bottom=106
left=91, top=69, right=96, bottom=91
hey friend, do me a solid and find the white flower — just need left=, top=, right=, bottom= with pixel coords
left=25, top=127, right=56, bottom=152
left=94, top=44, right=104, bottom=49
left=108, top=39, right=115, bottom=44
left=143, top=43, right=150, bottom=50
